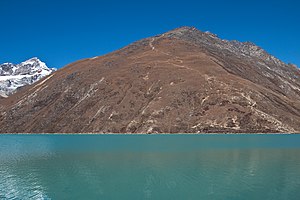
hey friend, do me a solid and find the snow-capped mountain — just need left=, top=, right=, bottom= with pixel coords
left=0, top=57, right=56, bottom=97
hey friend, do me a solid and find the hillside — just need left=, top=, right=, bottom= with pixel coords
left=0, top=27, right=299, bottom=133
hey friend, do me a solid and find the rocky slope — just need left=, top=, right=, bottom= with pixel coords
left=0, top=27, right=299, bottom=133
left=0, top=57, right=55, bottom=97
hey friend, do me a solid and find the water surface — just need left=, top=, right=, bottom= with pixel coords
left=0, top=134, right=300, bottom=199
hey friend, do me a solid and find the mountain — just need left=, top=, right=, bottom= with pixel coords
left=0, top=27, right=299, bottom=133
left=0, top=57, right=55, bottom=97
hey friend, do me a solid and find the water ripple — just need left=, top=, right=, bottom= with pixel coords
left=0, top=135, right=300, bottom=199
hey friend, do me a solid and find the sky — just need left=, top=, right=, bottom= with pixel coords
left=0, top=0, right=299, bottom=69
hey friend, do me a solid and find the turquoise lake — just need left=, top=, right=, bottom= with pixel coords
left=0, top=135, right=300, bottom=199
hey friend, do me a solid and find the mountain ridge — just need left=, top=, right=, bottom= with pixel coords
left=0, top=27, right=299, bottom=133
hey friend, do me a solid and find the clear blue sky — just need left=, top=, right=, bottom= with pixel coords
left=0, top=0, right=299, bottom=69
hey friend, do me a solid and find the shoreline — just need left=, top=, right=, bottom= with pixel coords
left=0, top=132, right=298, bottom=135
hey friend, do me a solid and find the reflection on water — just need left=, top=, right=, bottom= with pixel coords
left=0, top=135, right=300, bottom=199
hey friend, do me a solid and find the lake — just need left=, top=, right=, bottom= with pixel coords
left=0, top=134, right=300, bottom=199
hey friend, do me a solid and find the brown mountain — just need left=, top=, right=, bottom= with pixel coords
left=1, top=27, right=300, bottom=133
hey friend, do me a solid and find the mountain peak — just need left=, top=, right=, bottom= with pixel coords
left=21, top=57, right=44, bottom=66
left=173, top=26, right=197, bottom=31
left=0, top=57, right=55, bottom=97
left=161, top=26, right=288, bottom=69
left=27, top=57, right=40, bottom=61
left=25, top=57, right=41, bottom=63
left=166, top=26, right=200, bottom=35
